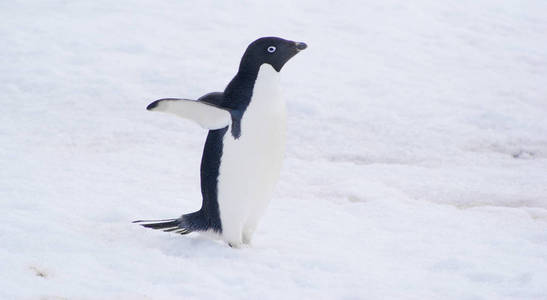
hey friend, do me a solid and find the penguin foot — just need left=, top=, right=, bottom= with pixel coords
left=227, top=241, right=243, bottom=248
left=242, top=235, right=253, bottom=245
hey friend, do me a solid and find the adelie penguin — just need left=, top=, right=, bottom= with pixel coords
left=134, top=37, right=307, bottom=247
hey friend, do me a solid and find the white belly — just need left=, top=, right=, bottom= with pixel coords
left=217, top=64, right=286, bottom=246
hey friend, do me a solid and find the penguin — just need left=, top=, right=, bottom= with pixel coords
left=134, top=37, right=307, bottom=247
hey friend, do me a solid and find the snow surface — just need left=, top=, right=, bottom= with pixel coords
left=2, top=0, right=547, bottom=299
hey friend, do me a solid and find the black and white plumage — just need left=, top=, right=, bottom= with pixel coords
left=134, top=37, right=307, bottom=247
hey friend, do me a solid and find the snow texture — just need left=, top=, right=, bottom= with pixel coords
left=1, top=1, right=547, bottom=299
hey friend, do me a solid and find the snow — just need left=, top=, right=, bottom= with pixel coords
left=1, top=0, right=547, bottom=299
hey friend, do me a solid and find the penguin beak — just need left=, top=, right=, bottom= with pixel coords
left=295, top=42, right=307, bottom=51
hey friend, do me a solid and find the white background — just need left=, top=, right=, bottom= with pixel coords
left=1, top=1, right=547, bottom=299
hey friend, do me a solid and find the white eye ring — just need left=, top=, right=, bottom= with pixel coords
left=267, top=46, right=276, bottom=53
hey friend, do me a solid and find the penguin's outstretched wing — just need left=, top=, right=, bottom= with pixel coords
left=146, top=97, right=231, bottom=130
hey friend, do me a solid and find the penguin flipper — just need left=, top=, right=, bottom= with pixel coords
left=146, top=98, right=231, bottom=130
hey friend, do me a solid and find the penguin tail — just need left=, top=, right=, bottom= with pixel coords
left=133, top=210, right=216, bottom=235
left=132, top=217, right=191, bottom=235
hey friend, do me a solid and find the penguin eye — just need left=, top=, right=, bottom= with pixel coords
left=267, top=46, right=276, bottom=53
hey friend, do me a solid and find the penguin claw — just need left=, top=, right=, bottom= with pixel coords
left=227, top=242, right=243, bottom=248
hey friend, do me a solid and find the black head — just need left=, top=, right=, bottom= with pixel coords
left=238, top=37, right=307, bottom=73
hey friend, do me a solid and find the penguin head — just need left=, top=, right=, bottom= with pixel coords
left=239, top=37, right=307, bottom=73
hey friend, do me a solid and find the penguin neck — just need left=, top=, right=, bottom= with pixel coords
left=224, top=63, right=279, bottom=107
left=237, top=53, right=261, bottom=76
left=223, top=64, right=280, bottom=139
left=254, top=64, right=281, bottom=89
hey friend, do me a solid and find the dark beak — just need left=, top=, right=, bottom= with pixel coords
left=295, top=42, right=307, bottom=51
